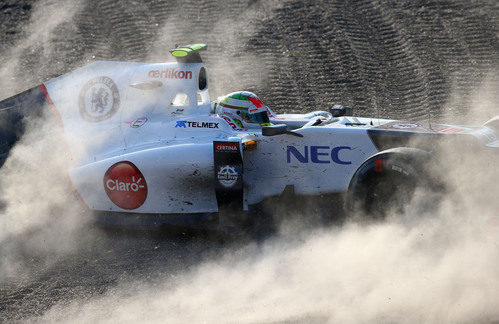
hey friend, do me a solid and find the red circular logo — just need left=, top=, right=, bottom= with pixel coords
left=103, top=161, right=148, bottom=210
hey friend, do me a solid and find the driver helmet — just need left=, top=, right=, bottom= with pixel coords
left=214, top=91, right=271, bottom=128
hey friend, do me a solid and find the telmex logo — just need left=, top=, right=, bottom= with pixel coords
left=103, top=161, right=148, bottom=210
left=148, top=68, right=192, bottom=79
left=287, top=146, right=352, bottom=165
left=215, top=143, right=238, bottom=151
left=175, top=121, right=219, bottom=129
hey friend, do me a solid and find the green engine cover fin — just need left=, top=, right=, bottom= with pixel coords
left=170, top=43, right=207, bottom=63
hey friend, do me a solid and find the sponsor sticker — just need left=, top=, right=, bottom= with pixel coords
left=175, top=121, right=219, bottom=129
left=79, top=76, right=120, bottom=122
left=148, top=68, right=192, bottom=80
left=171, top=108, right=184, bottom=115
left=221, top=115, right=244, bottom=131
left=392, top=123, right=419, bottom=129
left=103, top=161, right=147, bottom=210
left=217, top=165, right=239, bottom=188
left=437, top=126, right=467, bottom=134
left=287, top=145, right=352, bottom=165
left=213, top=141, right=243, bottom=208
left=130, top=117, right=148, bottom=128
left=374, top=121, right=432, bottom=133
left=215, top=142, right=238, bottom=152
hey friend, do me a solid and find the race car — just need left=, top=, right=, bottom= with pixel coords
left=0, top=44, right=497, bottom=230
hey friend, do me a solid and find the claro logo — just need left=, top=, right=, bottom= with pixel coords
left=148, top=68, right=192, bottom=79
left=103, top=161, right=148, bottom=210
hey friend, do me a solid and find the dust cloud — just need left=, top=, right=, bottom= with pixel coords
left=0, top=1, right=83, bottom=95
left=0, top=1, right=90, bottom=281
left=0, top=110, right=90, bottom=281
left=38, top=80, right=498, bottom=323
left=0, top=0, right=497, bottom=322
left=145, top=0, right=284, bottom=98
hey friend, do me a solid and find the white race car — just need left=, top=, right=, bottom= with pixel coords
left=1, top=44, right=497, bottom=230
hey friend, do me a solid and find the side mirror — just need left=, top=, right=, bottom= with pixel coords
left=262, top=124, right=287, bottom=136
left=262, top=124, right=303, bottom=137
left=329, top=104, right=352, bottom=117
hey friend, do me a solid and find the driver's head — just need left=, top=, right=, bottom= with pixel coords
left=214, top=91, right=270, bottom=128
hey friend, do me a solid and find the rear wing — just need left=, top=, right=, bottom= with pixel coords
left=0, top=85, right=50, bottom=163
left=170, top=43, right=207, bottom=63
left=0, top=43, right=211, bottom=165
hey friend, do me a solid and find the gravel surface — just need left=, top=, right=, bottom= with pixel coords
left=0, top=0, right=497, bottom=321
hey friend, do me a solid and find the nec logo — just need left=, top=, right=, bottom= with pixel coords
left=175, top=121, right=219, bottom=128
left=287, top=146, right=352, bottom=165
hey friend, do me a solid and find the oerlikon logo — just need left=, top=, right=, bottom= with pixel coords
left=103, top=161, right=148, bottom=210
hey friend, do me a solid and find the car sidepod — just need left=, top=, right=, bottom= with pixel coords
left=243, top=126, right=379, bottom=205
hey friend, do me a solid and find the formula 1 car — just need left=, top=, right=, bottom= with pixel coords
left=1, top=44, right=498, bottom=229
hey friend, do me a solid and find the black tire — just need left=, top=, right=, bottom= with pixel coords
left=346, top=148, right=439, bottom=219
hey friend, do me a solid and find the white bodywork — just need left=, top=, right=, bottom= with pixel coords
left=40, top=60, right=498, bottom=215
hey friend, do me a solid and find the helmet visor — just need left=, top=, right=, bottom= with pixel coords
left=241, top=111, right=270, bottom=124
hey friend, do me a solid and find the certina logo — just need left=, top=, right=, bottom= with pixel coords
left=79, top=76, right=120, bottom=122
left=175, top=121, right=219, bottom=129
left=217, top=165, right=238, bottom=188
left=287, top=146, right=352, bottom=165
left=103, top=161, right=148, bottom=210
left=148, top=68, right=192, bottom=79
left=215, top=143, right=238, bottom=152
